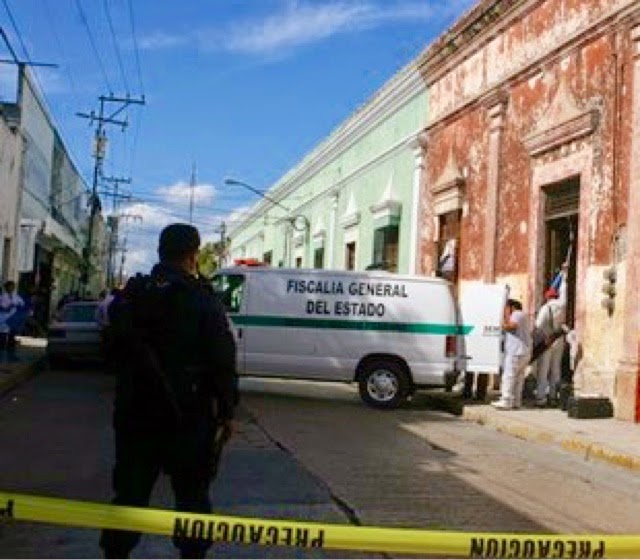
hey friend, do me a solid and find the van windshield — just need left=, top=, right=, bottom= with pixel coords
left=213, top=274, right=245, bottom=313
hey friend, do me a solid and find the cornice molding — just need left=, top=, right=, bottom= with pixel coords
left=274, top=66, right=425, bottom=192
left=340, top=211, right=361, bottom=230
left=432, top=179, right=466, bottom=216
left=227, top=67, right=426, bottom=235
left=431, top=151, right=466, bottom=216
left=424, top=0, right=639, bottom=129
left=228, top=129, right=421, bottom=236
left=418, top=0, right=529, bottom=85
left=483, top=89, right=509, bottom=112
left=313, top=229, right=326, bottom=241
left=524, top=110, right=599, bottom=157
left=369, top=199, right=402, bottom=220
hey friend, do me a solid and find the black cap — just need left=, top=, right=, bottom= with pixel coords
left=158, top=223, right=201, bottom=262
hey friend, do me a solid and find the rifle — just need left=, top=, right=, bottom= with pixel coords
left=137, top=338, right=184, bottom=426
left=209, top=421, right=232, bottom=478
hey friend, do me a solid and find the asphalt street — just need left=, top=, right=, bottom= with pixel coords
left=2, top=369, right=640, bottom=558
left=0, top=369, right=371, bottom=558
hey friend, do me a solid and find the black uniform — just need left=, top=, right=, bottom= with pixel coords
left=99, top=262, right=237, bottom=559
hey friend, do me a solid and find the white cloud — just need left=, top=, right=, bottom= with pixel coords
left=119, top=199, right=235, bottom=274
left=222, top=2, right=372, bottom=54
left=117, top=203, right=176, bottom=275
left=123, top=247, right=154, bottom=276
left=138, top=1, right=455, bottom=57
left=156, top=181, right=216, bottom=204
left=223, top=205, right=255, bottom=229
left=139, top=31, right=190, bottom=51
left=219, top=1, right=443, bottom=54
left=123, top=202, right=177, bottom=229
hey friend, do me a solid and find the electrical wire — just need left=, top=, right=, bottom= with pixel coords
left=1, top=0, right=88, bottom=186
left=126, top=0, right=145, bottom=95
left=103, top=0, right=129, bottom=94
left=1, top=0, right=30, bottom=63
left=125, top=0, right=146, bottom=188
left=43, top=0, right=81, bottom=107
left=74, top=0, right=113, bottom=94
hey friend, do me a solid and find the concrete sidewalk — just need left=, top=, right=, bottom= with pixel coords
left=463, top=404, right=640, bottom=470
left=423, top=389, right=640, bottom=472
left=0, top=337, right=47, bottom=396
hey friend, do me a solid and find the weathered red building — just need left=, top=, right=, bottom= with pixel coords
left=417, top=0, right=640, bottom=420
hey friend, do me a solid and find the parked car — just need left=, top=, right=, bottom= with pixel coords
left=47, top=301, right=101, bottom=367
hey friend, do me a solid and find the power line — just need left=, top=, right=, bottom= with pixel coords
left=1, top=1, right=88, bottom=187
left=74, top=0, right=113, bottom=94
left=126, top=0, right=145, bottom=95
left=43, top=0, right=81, bottom=101
left=1, top=0, right=30, bottom=61
left=103, top=0, right=129, bottom=94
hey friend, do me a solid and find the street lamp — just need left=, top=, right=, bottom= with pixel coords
left=224, top=177, right=308, bottom=231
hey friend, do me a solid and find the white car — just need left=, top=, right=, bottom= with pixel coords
left=47, top=301, right=101, bottom=367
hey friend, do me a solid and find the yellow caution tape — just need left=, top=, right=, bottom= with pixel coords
left=1, top=491, right=639, bottom=558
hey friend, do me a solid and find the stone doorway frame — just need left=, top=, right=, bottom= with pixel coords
left=527, top=147, right=593, bottom=336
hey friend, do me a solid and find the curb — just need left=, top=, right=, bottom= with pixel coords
left=462, top=407, right=640, bottom=472
left=419, top=392, right=466, bottom=416
left=0, top=355, right=46, bottom=397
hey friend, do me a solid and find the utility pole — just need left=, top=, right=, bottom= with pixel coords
left=102, top=176, right=131, bottom=213
left=107, top=212, right=142, bottom=287
left=102, top=176, right=131, bottom=288
left=189, top=162, right=197, bottom=224
left=118, top=232, right=128, bottom=286
left=77, top=94, right=144, bottom=294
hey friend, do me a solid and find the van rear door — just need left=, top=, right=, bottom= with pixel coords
left=458, top=283, right=507, bottom=374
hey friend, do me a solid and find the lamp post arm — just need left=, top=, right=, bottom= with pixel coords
left=224, top=178, right=290, bottom=214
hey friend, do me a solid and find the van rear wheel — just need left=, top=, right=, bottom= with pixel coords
left=358, top=360, right=410, bottom=409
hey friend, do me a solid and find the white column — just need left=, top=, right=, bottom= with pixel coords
left=328, top=192, right=339, bottom=269
left=409, top=136, right=425, bottom=275
left=484, top=93, right=507, bottom=283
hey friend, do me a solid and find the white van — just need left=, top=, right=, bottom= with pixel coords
left=213, top=267, right=505, bottom=409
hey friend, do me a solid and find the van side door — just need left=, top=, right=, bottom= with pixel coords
left=213, top=273, right=247, bottom=375
left=458, top=283, right=507, bottom=374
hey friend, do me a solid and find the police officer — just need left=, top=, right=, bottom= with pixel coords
left=100, top=223, right=238, bottom=559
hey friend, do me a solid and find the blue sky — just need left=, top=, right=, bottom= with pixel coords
left=0, top=0, right=474, bottom=274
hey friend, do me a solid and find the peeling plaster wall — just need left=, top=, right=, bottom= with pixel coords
left=422, top=0, right=638, bottom=414
left=428, top=0, right=633, bottom=121
left=423, top=111, right=489, bottom=280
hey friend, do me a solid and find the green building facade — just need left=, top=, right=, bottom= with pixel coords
left=228, top=61, right=428, bottom=275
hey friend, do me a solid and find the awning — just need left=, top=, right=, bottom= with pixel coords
left=42, top=216, right=82, bottom=257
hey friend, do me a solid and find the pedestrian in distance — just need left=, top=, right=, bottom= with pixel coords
left=96, top=288, right=118, bottom=368
left=492, top=298, right=532, bottom=410
left=0, top=281, right=25, bottom=353
left=99, top=223, right=239, bottom=559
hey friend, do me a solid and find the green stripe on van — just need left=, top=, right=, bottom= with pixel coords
left=230, top=315, right=473, bottom=335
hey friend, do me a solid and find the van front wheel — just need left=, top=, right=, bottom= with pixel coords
left=358, top=360, right=410, bottom=409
